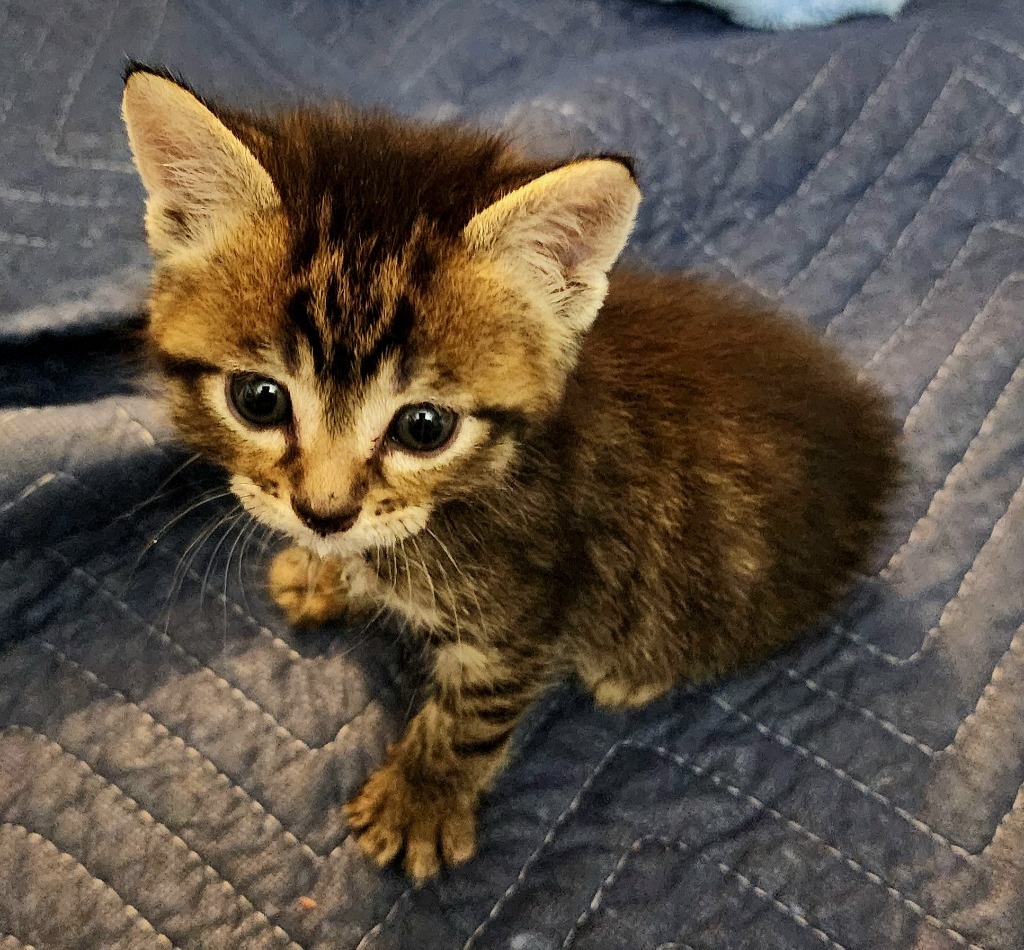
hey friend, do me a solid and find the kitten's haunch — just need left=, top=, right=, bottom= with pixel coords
left=122, top=63, right=901, bottom=882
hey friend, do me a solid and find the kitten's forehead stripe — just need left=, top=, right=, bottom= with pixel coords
left=407, top=240, right=438, bottom=290
left=284, top=256, right=418, bottom=391
left=359, top=294, right=415, bottom=383
left=324, top=272, right=344, bottom=329
left=290, top=223, right=320, bottom=273
left=286, top=287, right=327, bottom=374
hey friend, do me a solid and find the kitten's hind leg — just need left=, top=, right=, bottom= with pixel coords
left=268, top=545, right=374, bottom=627
left=575, top=655, right=676, bottom=710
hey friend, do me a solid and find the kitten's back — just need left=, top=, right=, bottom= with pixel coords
left=561, top=270, right=901, bottom=678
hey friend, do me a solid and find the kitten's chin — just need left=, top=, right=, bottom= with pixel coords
left=229, top=474, right=431, bottom=561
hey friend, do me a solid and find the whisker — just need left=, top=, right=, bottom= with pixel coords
left=169, top=509, right=231, bottom=599
left=390, top=542, right=400, bottom=592
left=199, top=508, right=244, bottom=610
left=235, top=520, right=263, bottom=614
left=125, top=488, right=234, bottom=587
left=426, top=527, right=486, bottom=635
left=425, top=535, right=464, bottom=702
left=161, top=508, right=232, bottom=635
left=221, top=513, right=253, bottom=648
left=354, top=601, right=390, bottom=639
left=409, top=535, right=438, bottom=617
left=258, top=525, right=279, bottom=561
left=114, top=452, right=204, bottom=523
left=399, top=538, right=414, bottom=604
left=458, top=520, right=487, bottom=554
left=147, top=489, right=234, bottom=549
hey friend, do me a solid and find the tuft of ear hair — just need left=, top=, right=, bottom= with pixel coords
left=121, top=64, right=279, bottom=258
left=462, top=157, right=641, bottom=336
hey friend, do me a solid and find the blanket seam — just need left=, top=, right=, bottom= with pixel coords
left=0, top=822, right=182, bottom=950
left=632, top=741, right=990, bottom=949
left=33, top=639, right=351, bottom=860
left=0, top=727, right=306, bottom=950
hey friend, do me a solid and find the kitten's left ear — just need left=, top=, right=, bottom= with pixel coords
left=463, top=157, right=641, bottom=334
left=121, top=64, right=279, bottom=258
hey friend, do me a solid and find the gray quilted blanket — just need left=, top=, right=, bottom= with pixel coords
left=3, top=0, right=1024, bottom=947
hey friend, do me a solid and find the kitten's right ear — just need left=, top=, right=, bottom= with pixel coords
left=121, top=64, right=279, bottom=258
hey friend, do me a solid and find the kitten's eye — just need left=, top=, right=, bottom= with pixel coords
left=228, top=373, right=291, bottom=428
left=388, top=403, right=457, bottom=453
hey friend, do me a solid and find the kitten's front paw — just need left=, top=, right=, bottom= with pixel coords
left=267, top=546, right=350, bottom=626
left=344, top=762, right=477, bottom=883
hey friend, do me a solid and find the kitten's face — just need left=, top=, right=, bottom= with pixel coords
left=148, top=216, right=563, bottom=558
left=123, top=67, right=639, bottom=557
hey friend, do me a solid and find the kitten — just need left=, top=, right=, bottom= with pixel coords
left=122, top=64, right=901, bottom=882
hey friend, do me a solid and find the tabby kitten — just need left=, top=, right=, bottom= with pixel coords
left=122, top=64, right=900, bottom=882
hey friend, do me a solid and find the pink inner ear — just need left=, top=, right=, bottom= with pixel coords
left=159, top=126, right=226, bottom=172
left=153, top=131, right=192, bottom=164
left=134, top=120, right=196, bottom=192
left=534, top=206, right=601, bottom=276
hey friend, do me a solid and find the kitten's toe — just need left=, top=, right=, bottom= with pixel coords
left=439, top=808, right=476, bottom=866
left=591, top=678, right=670, bottom=709
left=403, top=830, right=443, bottom=883
left=267, top=545, right=347, bottom=626
left=354, top=818, right=403, bottom=868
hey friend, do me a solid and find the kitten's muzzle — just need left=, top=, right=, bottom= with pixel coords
left=292, top=497, right=360, bottom=536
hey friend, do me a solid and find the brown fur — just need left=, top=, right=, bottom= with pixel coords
left=123, top=64, right=901, bottom=882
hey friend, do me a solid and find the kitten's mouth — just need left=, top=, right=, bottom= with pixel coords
left=298, top=528, right=363, bottom=560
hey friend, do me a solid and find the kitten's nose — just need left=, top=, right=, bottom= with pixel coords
left=292, top=498, right=360, bottom=535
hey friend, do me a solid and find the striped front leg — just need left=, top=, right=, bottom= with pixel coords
left=344, top=642, right=547, bottom=882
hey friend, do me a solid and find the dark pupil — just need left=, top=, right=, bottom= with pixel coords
left=407, top=408, right=443, bottom=446
left=245, top=382, right=279, bottom=419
